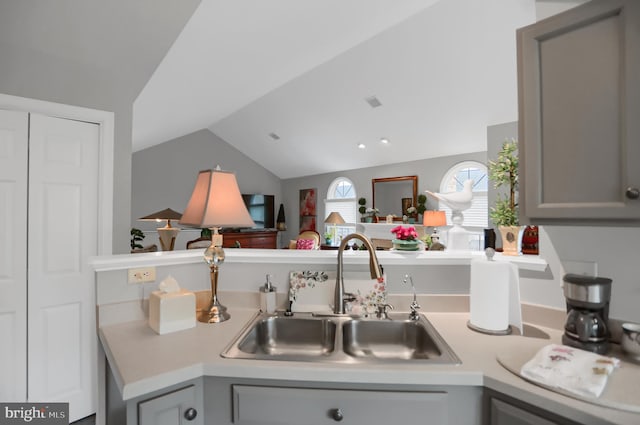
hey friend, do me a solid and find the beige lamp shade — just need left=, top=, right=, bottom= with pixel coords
left=139, top=208, right=182, bottom=227
left=324, top=211, right=346, bottom=225
left=139, top=208, right=183, bottom=251
left=423, top=210, right=447, bottom=227
left=179, top=169, right=255, bottom=228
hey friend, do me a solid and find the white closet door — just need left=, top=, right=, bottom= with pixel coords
left=0, top=110, right=28, bottom=401
left=27, top=114, right=99, bottom=421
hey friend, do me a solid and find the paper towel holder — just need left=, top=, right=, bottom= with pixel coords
left=467, top=320, right=512, bottom=335
left=466, top=247, right=514, bottom=335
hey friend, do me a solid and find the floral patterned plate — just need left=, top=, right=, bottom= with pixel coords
left=288, top=270, right=386, bottom=314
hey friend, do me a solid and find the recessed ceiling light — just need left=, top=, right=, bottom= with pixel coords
left=380, top=138, right=389, bottom=144
left=268, top=132, right=280, bottom=141
left=364, top=96, right=382, bottom=108
left=357, top=143, right=366, bottom=149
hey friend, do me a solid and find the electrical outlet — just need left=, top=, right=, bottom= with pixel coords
left=128, top=267, right=156, bottom=284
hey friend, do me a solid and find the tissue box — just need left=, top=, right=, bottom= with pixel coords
left=148, top=288, right=196, bottom=335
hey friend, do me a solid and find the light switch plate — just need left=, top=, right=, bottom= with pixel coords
left=128, top=267, right=156, bottom=284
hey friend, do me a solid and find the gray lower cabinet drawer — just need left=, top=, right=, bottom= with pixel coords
left=232, top=385, right=447, bottom=425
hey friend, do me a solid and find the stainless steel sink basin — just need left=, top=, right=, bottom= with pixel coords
left=235, top=316, right=336, bottom=359
left=342, top=319, right=443, bottom=360
left=221, top=312, right=460, bottom=364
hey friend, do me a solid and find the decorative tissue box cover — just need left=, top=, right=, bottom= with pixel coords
left=288, top=270, right=386, bottom=314
left=148, top=288, right=196, bottom=335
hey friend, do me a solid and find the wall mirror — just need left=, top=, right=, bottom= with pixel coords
left=372, top=176, right=418, bottom=218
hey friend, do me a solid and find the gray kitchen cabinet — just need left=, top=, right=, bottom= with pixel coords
left=484, top=389, right=583, bottom=425
left=517, top=0, right=640, bottom=223
left=204, top=378, right=482, bottom=425
left=122, top=378, right=204, bottom=425
left=232, top=385, right=447, bottom=425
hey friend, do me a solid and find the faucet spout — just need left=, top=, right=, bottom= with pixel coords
left=335, top=233, right=382, bottom=314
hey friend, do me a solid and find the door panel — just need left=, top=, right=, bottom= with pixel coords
left=27, top=113, right=99, bottom=422
left=0, top=110, right=28, bottom=401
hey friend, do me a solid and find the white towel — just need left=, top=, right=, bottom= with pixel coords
left=520, top=344, right=620, bottom=398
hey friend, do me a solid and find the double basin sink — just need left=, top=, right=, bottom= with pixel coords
left=221, top=311, right=460, bottom=364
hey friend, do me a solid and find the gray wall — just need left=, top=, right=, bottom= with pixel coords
left=131, top=129, right=283, bottom=242
left=0, top=0, right=201, bottom=253
left=280, top=152, right=487, bottom=244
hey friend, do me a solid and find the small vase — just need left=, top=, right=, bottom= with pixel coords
left=365, top=217, right=373, bottom=223
left=499, top=225, right=522, bottom=256
left=392, top=239, right=420, bottom=251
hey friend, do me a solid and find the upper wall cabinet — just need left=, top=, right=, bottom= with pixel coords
left=517, top=0, right=640, bottom=224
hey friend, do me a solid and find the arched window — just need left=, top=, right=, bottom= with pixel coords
left=324, top=177, right=357, bottom=245
left=438, top=161, right=488, bottom=228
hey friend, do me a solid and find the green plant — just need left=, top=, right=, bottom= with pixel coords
left=130, top=228, right=145, bottom=250
left=358, top=197, right=367, bottom=216
left=488, top=139, right=519, bottom=227
left=416, top=194, right=427, bottom=215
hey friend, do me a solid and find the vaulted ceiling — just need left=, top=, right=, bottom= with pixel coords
left=133, top=0, right=539, bottom=179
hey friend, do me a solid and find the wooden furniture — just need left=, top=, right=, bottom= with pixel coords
left=518, top=0, right=640, bottom=223
left=320, top=244, right=339, bottom=250
left=220, top=229, right=278, bottom=249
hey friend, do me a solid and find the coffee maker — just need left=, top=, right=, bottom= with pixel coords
left=562, top=274, right=612, bottom=354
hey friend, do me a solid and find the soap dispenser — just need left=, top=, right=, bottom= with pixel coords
left=260, top=274, right=277, bottom=314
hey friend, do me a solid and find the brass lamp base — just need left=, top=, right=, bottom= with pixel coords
left=198, top=255, right=230, bottom=324
left=198, top=299, right=230, bottom=323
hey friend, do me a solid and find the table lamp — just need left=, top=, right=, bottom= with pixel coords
left=179, top=168, right=255, bottom=323
left=423, top=210, right=447, bottom=243
left=139, top=208, right=183, bottom=251
left=324, top=212, right=345, bottom=246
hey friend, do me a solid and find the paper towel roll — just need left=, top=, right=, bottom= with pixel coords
left=469, top=259, right=519, bottom=334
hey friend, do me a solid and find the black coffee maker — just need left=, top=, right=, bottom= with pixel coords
left=562, top=274, right=612, bottom=354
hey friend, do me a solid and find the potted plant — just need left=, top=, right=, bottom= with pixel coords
left=406, top=206, right=417, bottom=223
left=390, top=225, right=420, bottom=251
left=130, top=228, right=145, bottom=251
left=488, top=139, right=520, bottom=255
left=365, top=207, right=379, bottom=223
left=358, top=197, right=367, bottom=222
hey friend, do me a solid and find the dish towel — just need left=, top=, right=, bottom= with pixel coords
left=520, top=344, right=620, bottom=398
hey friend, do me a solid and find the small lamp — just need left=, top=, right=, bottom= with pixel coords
left=423, top=210, right=447, bottom=243
left=324, top=212, right=345, bottom=246
left=179, top=168, right=255, bottom=323
left=139, top=208, right=183, bottom=251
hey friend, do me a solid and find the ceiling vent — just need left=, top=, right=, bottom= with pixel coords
left=365, top=96, right=382, bottom=108
left=268, top=132, right=281, bottom=141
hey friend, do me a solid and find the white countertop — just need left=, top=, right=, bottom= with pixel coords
left=90, top=248, right=548, bottom=272
left=99, top=309, right=640, bottom=425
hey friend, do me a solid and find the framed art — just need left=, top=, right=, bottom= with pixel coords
left=299, top=188, right=317, bottom=231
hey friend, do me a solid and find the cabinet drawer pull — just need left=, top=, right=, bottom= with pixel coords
left=626, top=187, right=640, bottom=200
left=184, top=407, right=198, bottom=421
left=330, top=408, right=344, bottom=421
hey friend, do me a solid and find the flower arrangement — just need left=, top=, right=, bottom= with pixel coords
left=390, top=225, right=418, bottom=241
left=365, top=207, right=380, bottom=216
left=406, top=206, right=417, bottom=215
